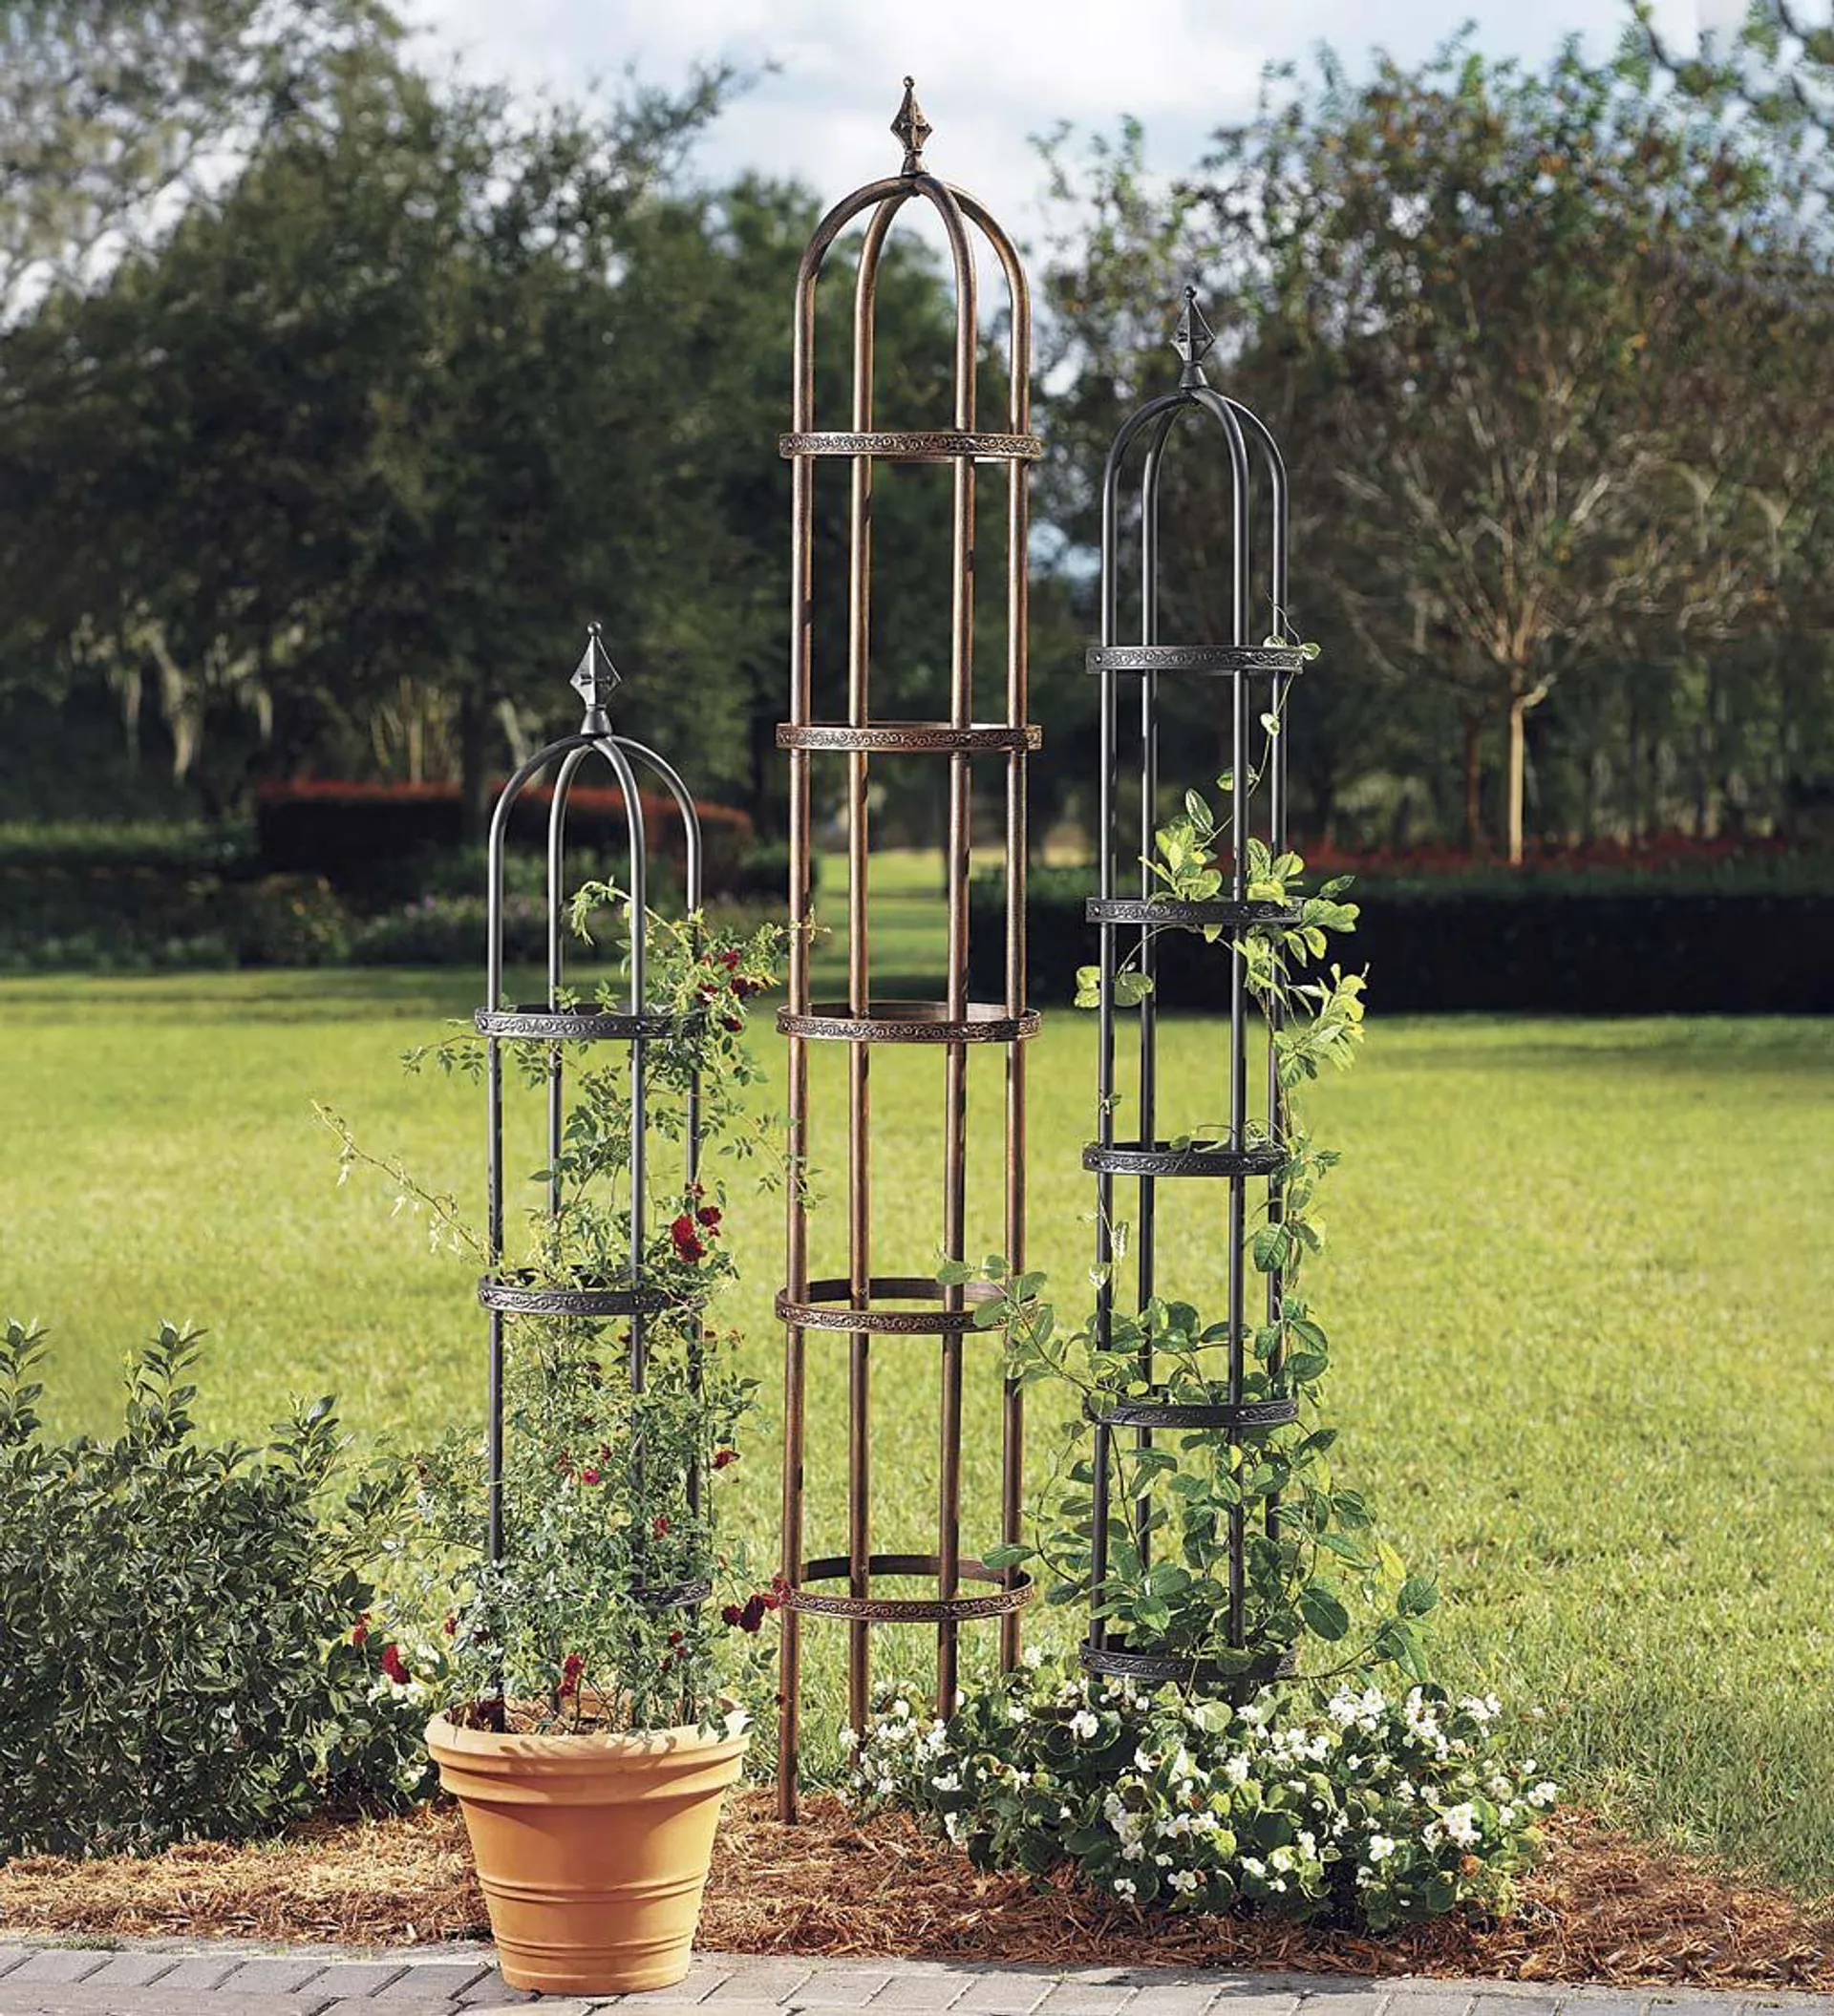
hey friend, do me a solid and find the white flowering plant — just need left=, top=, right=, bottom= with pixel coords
left=850, top=1656, right=1552, bottom=1932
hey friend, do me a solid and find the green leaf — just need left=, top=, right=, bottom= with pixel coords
left=1298, top=1583, right=1351, bottom=1640
left=1397, top=1575, right=1440, bottom=1617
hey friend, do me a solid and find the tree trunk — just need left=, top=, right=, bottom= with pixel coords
left=1505, top=693, right=1528, bottom=866
left=1461, top=711, right=1484, bottom=856
left=458, top=689, right=491, bottom=843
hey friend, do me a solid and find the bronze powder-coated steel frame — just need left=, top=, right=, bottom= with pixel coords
left=1083, top=290, right=1308, bottom=1696
left=480, top=631, right=713, bottom=1691
left=776, top=80, right=1037, bottom=1818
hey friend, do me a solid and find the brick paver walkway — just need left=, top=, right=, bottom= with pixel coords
left=0, top=1944, right=1826, bottom=2016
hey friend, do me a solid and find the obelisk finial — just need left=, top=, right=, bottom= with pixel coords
left=1172, top=284, right=1216, bottom=386
left=892, top=75, right=931, bottom=176
left=570, top=621, right=620, bottom=734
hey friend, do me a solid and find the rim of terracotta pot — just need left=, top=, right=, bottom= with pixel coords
left=426, top=1701, right=750, bottom=1769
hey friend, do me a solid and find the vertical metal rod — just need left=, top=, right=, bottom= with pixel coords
left=1091, top=440, right=1120, bottom=1639
left=843, top=199, right=901, bottom=1733
left=1136, top=412, right=1177, bottom=1568
left=932, top=160, right=979, bottom=1723
left=1196, top=393, right=1254, bottom=1651
left=778, top=409, right=815, bottom=1826
left=624, top=738, right=707, bottom=1521
left=485, top=747, right=567, bottom=1571
left=999, top=256, right=1031, bottom=1676
left=948, top=185, right=1034, bottom=1679
left=1218, top=400, right=1292, bottom=1544
left=936, top=472, right=977, bottom=1714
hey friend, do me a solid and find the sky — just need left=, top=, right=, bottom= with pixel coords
left=398, top=0, right=1741, bottom=232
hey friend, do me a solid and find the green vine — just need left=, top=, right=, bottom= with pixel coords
left=968, top=732, right=1434, bottom=1687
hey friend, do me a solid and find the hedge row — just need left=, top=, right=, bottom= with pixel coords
left=969, top=871, right=1834, bottom=1014
left=255, top=780, right=755, bottom=898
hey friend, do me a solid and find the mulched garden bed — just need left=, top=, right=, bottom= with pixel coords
left=0, top=1794, right=1827, bottom=1993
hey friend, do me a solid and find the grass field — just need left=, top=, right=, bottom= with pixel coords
left=3, top=876, right=1832, bottom=1895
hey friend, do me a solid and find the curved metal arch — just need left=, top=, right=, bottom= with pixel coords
left=792, top=174, right=978, bottom=435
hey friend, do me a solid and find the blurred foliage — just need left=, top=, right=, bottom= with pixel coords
left=0, top=7, right=1827, bottom=861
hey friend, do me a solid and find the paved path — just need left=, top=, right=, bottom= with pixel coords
left=0, top=1943, right=1824, bottom=2016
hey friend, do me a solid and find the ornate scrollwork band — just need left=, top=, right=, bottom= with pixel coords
left=1081, top=1138, right=1287, bottom=1178
left=476, top=1274, right=675, bottom=1317
left=475, top=1007, right=703, bottom=1042
left=778, top=1001, right=1041, bottom=1045
left=779, top=429, right=1043, bottom=463
left=1084, top=897, right=1300, bottom=929
left=1079, top=1642, right=1299, bottom=1687
left=776, top=721, right=1042, bottom=753
left=784, top=1552, right=1034, bottom=1623
left=776, top=1275, right=1000, bottom=1335
left=1088, top=1393, right=1299, bottom=1432
left=1084, top=644, right=1306, bottom=677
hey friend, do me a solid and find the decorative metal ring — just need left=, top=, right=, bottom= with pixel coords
left=777, top=721, right=1042, bottom=754
left=635, top=1580, right=711, bottom=1612
left=778, top=429, right=1043, bottom=463
left=778, top=1000, right=1040, bottom=1045
left=1084, top=898, right=1299, bottom=929
left=1082, top=1138, right=1286, bottom=1178
left=776, top=1276, right=1000, bottom=1335
left=784, top=1552, right=1034, bottom=1623
left=476, top=1006, right=705, bottom=1042
left=1078, top=1642, right=1299, bottom=1688
left=477, top=1273, right=675, bottom=1317
left=1087, top=1393, right=1299, bottom=1432
left=1084, top=645, right=1306, bottom=678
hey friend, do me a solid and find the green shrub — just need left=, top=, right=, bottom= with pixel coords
left=0, top=1320, right=431, bottom=1859
left=233, top=874, right=352, bottom=966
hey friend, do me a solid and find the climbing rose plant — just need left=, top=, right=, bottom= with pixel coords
left=325, top=890, right=787, bottom=1733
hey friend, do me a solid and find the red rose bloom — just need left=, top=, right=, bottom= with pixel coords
left=712, top=1447, right=738, bottom=1470
left=652, top=1514, right=670, bottom=1538
left=380, top=1643, right=409, bottom=1685
left=737, top=1593, right=767, bottom=1633
left=721, top=1602, right=743, bottom=1626
left=443, top=1614, right=457, bottom=1637
left=695, top=1205, right=722, bottom=1230
left=352, top=1614, right=370, bottom=1646
left=580, top=1466, right=601, bottom=1485
left=670, top=1214, right=704, bottom=1263
left=560, top=1652, right=585, bottom=1698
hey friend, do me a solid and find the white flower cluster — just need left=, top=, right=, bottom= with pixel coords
left=846, top=1658, right=1553, bottom=1935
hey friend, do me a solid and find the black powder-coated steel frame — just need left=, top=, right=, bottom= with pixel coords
left=776, top=80, right=1037, bottom=1819
left=1083, top=289, right=1307, bottom=1694
left=479, top=630, right=709, bottom=1650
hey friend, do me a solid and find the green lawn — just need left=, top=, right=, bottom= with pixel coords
left=2, top=945, right=1831, bottom=1896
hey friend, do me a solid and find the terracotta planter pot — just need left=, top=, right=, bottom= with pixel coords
left=427, top=1707, right=749, bottom=1995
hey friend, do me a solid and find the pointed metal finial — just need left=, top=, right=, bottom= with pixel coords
left=570, top=621, right=619, bottom=733
left=892, top=76, right=931, bottom=176
left=1172, top=284, right=1215, bottom=385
